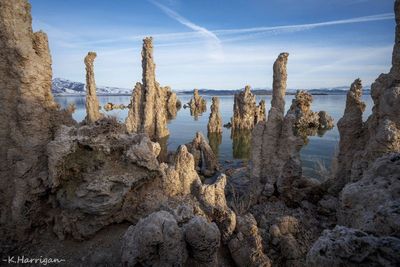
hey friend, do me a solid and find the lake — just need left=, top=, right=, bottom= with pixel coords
left=55, top=94, right=373, bottom=179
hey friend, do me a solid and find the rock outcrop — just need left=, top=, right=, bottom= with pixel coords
left=84, top=52, right=102, bottom=123
left=186, top=132, right=219, bottom=177
left=0, top=0, right=74, bottom=235
left=207, top=97, right=223, bottom=133
left=338, top=153, right=400, bottom=237
left=332, top=1, right=400, bottom=191
left=188, top=89, right=207, bottom=119
left=231, top=85, right=266, bottom=131
left=103, top=102, right=128, bottom=111
left=229, top=214, right=271, bottom=267
left=125, top=37, right=180, bottom=140
left=289, top=90, right=334, bottom=139
left=121, top=211, right=187, bottom=266
left=307, top=226, right=400, bottom=267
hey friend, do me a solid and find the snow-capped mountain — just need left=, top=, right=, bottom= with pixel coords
left=52, top=78, right=132, bottom=96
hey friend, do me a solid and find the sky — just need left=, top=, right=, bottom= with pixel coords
left=30, top=0, right=395, bottom=90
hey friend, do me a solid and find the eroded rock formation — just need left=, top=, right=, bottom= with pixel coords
left=186, top=132, right=219, bottom=177
left=231, top=85, right=266, bottom=131
left=307, top=226, right=400, bottom=267
left=207, top=96, right=223, bottom=133
left=289, top=90, right=334, bottom=139
left=0, top=0, right=74, bottom=236
left=84, top=52, right=102, bottom=123
left=188, top=89, right=207, bottom=119
left=125, top=37, right=180, bottom=140
left=103, top=102, right=128, bottom=111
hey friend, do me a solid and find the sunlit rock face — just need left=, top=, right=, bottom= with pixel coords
left=84, top=52, right=102, bottom=124
left=188, top=89, right=207, bottom=120
left=332, top=0, right=400, bottom=193
left=0, top=0, right=74, bottom=235
left=125, top=37, right=180, bottom=140
left=207, top=96, right=223, bottom=134
left=231, top=85, right=266, bottom=131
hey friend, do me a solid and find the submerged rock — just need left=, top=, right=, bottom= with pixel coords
left=103, top=102, right=128, bottom=111
left=84, top=52, right=102, bottom=124
left=125, top=37, right=180, bottom=140
left=231, top=85, right=266, bottom=131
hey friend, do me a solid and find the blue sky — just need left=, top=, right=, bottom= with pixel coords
left=30, top=0, right=394, bottom=90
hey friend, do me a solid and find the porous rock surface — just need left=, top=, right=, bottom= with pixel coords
left=231, top=85, right=266, bottom=131
left=0, top=0, right=74, bottom=235
left=84, top=52, right=102, bottom=123
left=186, top=132, right=219, bottom=177
left=207, top=96, right=223, bottom=133
left=228, top=213, right=271, bottom=267
left=188, top=89, right=207, bottom=119
left=307, top=226, right=400, bottom=267
left=125, top=37, right=180, bottom=140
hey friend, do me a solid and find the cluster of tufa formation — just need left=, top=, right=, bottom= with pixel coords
left=125, top=37, right=180, bottom=140
left=231, top=85, right=266, bottom=131
left=103, top=102, right=128, bottom=111
left=289, top=90, right=334, bottom=138
left=1, top=0, right=400, bottom=266
left=188, top=89, right=207, bottom=119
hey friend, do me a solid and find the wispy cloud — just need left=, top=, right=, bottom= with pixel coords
left=214, top=13, right=394, bottom=36
left=148, top=0, right=223, bottom=59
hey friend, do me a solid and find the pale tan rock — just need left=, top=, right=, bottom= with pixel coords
left=84, top=52, right=102, bottom=123
left=289, top=90, right=320, bottom=130
left=332, top=1, right=400, bottom=191
left=0, top=0, right=74, bottom=234
left=186, top=132, right=219, bottom=177
left=207, top=96, right=223, bottom=133
left=188, top=89, right=207, bottom=119
left=231, top=85, right=266, bottom=131
left=228, top=214, right=271, bottom=267
left=194, top=174, right=237, bottom=242
left=125, top=37, right=179, bottom=140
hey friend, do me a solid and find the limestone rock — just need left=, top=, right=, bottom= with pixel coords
left=188, top=89, right=207, bottom=120
left=48, top=119, right=169, bottom=239
left=338, top=153, right=400, bottom=237
left=194, top=174, right=237, bottom=242
left=162, top=145, right=200, bottom=196
left=186, top=132, right=219, bottom=177
left=207, top=97, right=223, bottom=133
left=0, top=0, right=74, bottom=234
left=125, top=37, right=180, bottom=140
left=332, top=1, right=400, bottom=191
left=231, top=85, right=266, bottom=131
left=289, top=90, right=334, bottom=140
left=84, top=52, right=102, bottom=123
left=228, top=214, right=271, bottom=267
left=121, top=211, right=187, bottom=266
left=306, top=226, right=400, bottom=267
left=184, top=216, right=221, bottom=265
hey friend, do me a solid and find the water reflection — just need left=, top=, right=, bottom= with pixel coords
left=208, top=132, right=222, bottom=157
left=231, top=129, right=252, bottom=160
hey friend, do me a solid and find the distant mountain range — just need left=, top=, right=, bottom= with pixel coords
left=52, top=78, right=133, bottom=96
left=52, top=78, right=371, bottom=96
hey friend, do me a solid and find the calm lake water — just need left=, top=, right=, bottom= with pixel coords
left=55, top=94, right=373, bottom=179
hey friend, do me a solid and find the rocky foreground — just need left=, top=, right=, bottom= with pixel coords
left=0, top=0, right=399, bottom=266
